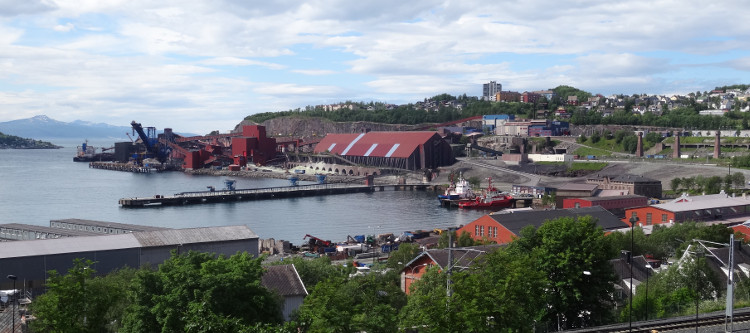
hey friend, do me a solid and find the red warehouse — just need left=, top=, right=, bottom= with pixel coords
left=622, top=193, right=750, bottom=226
left=563, top=195, right=648, bottom=217
left=456, top=206, right=628, bottom=245
left=313, top=131, right=454, bottom=170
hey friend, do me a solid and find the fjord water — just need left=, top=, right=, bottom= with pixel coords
left=0, top=142, right=485, bottom=244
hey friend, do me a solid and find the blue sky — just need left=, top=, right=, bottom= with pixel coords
left=0, top=0, right=748, bottom=133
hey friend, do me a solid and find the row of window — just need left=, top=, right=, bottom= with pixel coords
left=50, top=222, right=133, bottom=234
left=474, top=225, right=498, bottom=238
left=0, top=228, right=63, bottom=240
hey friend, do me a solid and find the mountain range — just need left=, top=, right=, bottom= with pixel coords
left=0, top=115, right=196, bottom=140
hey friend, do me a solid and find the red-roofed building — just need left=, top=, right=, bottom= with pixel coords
left=732, top=223, right=750, bottom=242
left=313, top=131, right=454, bottom=170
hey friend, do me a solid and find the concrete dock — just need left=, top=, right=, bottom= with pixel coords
left=119, top=183, right=441, bottom=208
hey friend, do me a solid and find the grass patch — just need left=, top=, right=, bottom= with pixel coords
left=573, top=146, right=612, bottom=157
left=568, top=162, right=608, bottom=171
left=663, top=136, right=750, bottom=144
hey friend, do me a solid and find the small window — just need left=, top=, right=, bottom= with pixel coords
left=662, top=214, right=667, bottom=222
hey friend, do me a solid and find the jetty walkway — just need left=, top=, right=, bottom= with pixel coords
left=119, top=183, right=439, bottom=207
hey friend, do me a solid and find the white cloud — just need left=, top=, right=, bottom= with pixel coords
left=0, top=0, right=749, bottom=132
left=199, top=57, right=285, bottom=70
left=53, top=22, right=75, bottom=32
left=292, top=69, right=336, bottom=75
left=0, top=0, right=56, bottom=17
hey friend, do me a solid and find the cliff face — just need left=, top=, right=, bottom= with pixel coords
left=237, top=117, right=418, bottom=140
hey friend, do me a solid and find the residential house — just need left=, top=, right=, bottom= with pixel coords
left=567, top=95, right=579, bottom=106
left=261, top=264, right=308, bottom=321
left=400, top=245, right=501, bottom=294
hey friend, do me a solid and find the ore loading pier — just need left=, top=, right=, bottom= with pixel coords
left=119, top=183, right=439, bottom=208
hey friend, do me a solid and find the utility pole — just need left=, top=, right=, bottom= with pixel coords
left=447, top=228, right=454, bottom=298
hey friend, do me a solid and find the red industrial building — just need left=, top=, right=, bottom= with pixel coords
left=563, top=195, right=648, bottom=217
left=456, top=206, right=628, bottom=245
left=231, top=125, right=278, bottom=166
left=313, top=131, right=454, bottom=170
left=622, top=193, right=750, bottom=227
left=181, top=125, right=278, bottom=169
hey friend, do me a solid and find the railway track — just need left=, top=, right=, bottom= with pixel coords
left=569, top=307, right=750, bottom=332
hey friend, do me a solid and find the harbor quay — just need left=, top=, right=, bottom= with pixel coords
left=119, top=183, right=442, bottom=207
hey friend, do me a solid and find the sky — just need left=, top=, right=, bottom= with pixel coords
left=0, top=1, right=749, bottom=134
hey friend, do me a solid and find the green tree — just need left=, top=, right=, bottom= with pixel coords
left=298, top=271, right=406, bottom=332
left=386, top=243, right=422, bottom=271
left=457, top=230, right=476, bottom=247
left=513, top=216, right=617, bottom=329
left=30, top=259, right=135, bottom=333
left=268, top=256, right=351, bottom=288
left=623, top=252, right=720, bottom=320
left=121, top=251, right=283, bottom=333
left=398, top=267, right=455, bottom=332
left=670, top=177, right=682, bottom=192
left=457, top=247, right=547, bottom=331
left=732, top=172, right=746, bottom=190
left=682, top=177, right=696, bottom=192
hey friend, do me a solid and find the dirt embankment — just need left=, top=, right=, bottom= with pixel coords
left=236, top=117, right=418, bottom=141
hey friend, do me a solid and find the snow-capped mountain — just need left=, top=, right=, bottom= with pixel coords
left=0, top=115, right=136, bottom=140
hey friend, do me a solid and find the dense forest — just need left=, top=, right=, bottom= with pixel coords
left=0, top=131, right=61, bottom=149
left=246, top=85, right=750, bottom=131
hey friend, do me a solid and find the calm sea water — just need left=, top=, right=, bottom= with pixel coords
left=0, top=140, right=486, bottom=244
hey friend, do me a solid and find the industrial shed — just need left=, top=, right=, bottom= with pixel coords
left=313, top=131, right=454, bottom=170
left=0, top=225, right=259, bottom=294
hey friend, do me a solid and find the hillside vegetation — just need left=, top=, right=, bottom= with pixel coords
left=0, top=132, right=61, bottom=149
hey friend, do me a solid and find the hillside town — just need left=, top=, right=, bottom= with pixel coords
left=4, top=82, right=750, bottom=332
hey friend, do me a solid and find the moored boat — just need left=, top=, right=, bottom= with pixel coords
left=437, top=174, right=474, bottom=200
left=458, top=178, right=513, bottom=209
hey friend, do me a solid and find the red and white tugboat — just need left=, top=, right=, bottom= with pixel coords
left=458, top=177, right=513, bottom=209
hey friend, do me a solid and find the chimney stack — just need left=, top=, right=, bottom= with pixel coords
left=636, top=132, right=643, bottom=157
left=673, top=131, right=681, bottom=159
left=714, top=130, right=721, bottom=159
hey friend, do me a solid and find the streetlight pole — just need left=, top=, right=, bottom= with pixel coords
left=628, top=215, right=638, bottom=333
left=694, top=248, right=704, bottom=333
left=7, top=274, right=17, bottom=333
left=645, top=264, right=652, bottom=321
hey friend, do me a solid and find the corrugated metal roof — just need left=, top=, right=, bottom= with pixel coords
left=261, top=264, right=308, bottom=297
left=50, top=218, right=168, bottom=231
left=132, top=225, right=258, bottom=247
left=0, top=225, right=258, bottom=259
left=0, top=233, right=141, bottom=259
left=1, top=223, right=101, bottom=237
left=314, top=131, right=441, bottom=158
left=489, top=206, right=628, bottom=236
left=651, top=196, right=750, bottom=213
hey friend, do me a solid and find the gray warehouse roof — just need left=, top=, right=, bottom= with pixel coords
left=133, top=225, right=258, bottom=247
left=0, top=225, right=258, bottom=259
left=50, top=218, right=168, bottom=232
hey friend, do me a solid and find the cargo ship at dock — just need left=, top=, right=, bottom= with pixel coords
left=73, top=140, right=115, bottom=162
